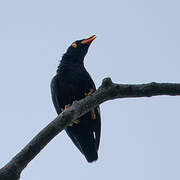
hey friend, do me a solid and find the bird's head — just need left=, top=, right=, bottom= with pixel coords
left=62, top=35, right=96, bottom=64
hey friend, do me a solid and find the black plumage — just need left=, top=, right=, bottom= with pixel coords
left=51, top=35, right=101, bottom=162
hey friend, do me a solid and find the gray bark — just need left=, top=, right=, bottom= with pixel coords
left=0, top=78, right=180, bottom=180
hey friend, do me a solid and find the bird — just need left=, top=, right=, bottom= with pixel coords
left=51, top=35, right=101, bottom=162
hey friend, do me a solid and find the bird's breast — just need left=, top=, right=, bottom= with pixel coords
left=57, top=68, right=93, bottom=101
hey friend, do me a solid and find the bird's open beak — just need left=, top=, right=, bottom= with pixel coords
left=81, top=35, right=96, bottom=44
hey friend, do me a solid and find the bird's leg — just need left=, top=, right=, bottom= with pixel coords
left=85, top=88, right=96, bottom=120
left=61, top=105, right=80, bottom=126
left=91, top=108, right=96, bottom=120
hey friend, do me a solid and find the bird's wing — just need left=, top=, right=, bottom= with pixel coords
left=51, top=75, right=86, bottom=153
left=84, top=76, right=101, bottom=151
left=93, top=106, right=101, bottom=151
left=51, top=75, right=63, bottom=115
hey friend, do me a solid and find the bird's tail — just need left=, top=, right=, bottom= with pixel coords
left=82, top=139, right=98, bottom=163
left=66, top=129, right=98, bottom=163
left=75, top=131, right=98, bottom=163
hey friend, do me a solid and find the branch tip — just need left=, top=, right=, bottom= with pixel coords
left=102, top=78, right=113, bottom=88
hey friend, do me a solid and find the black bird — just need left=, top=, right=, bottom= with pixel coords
left=51, top=35, right=101, bottom=162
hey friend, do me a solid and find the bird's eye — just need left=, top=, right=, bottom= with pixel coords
left=72, top=43, right=77, bottom=48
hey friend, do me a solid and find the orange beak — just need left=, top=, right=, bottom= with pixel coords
left=81, top=35, right=96, bottom=44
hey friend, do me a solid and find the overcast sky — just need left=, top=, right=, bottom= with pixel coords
left=0, top=0, right=180, bottom=179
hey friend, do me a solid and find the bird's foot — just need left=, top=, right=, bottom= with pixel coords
left=61, top=105, right=80, bottom=126
left=61, top=105, right=70, bottom=112
left=84, top=88, right=94, bottom=96
left=73, top=119, right=80, bottom=124
left=68, top=119, right=80, bottom=126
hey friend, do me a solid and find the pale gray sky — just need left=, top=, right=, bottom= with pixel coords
left=0, top=0, right=180, bottom=179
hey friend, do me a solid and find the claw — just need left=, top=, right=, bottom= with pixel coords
left=64, top=105, right=70, bottom=109
left=84, top=88, right=94, bottom=96
left=73, top=119, right=80, bottom=124
left=61, top=105, right=80, bottom=126
left=69, top=122, right=73, bottom=126
left=61, top=104, right=70, bottom=112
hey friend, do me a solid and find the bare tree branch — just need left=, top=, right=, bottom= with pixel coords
left=0, top=78, right=180, bottom=180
